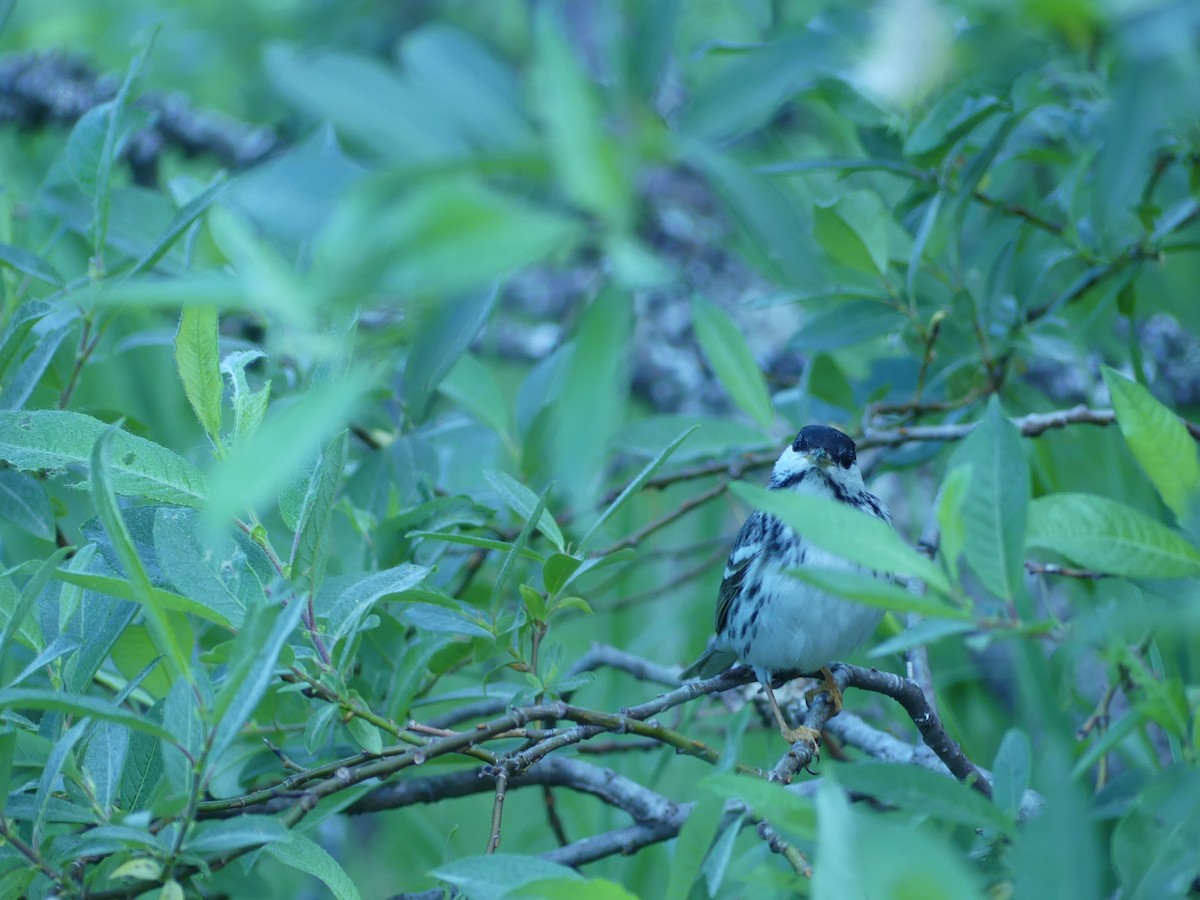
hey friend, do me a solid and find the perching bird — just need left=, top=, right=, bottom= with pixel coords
left=680, top=424, right=891, bottom=745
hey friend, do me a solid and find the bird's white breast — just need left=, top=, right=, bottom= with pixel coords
left=717, top=462, right=886, bottom=674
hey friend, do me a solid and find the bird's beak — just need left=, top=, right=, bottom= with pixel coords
left=801, top=448, right=834, bottom=469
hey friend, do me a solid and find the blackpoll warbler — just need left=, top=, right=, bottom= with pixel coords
left=680, top=425, right=891, bottom=744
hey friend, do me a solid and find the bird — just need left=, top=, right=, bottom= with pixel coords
left=680, top=424, right=891, bottom=745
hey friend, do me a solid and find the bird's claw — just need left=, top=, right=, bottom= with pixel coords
left=804, top=666, right=843, bottom=716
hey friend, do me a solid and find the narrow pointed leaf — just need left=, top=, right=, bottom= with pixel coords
left=1026, top=493, right=1200, bottom=579
left=578, top=425, right=698, bottom=551
left=732, top=482, right=950, bottom=593
left=174, top=306, right=223, bottom=441
left=91, top=425, right=191, bottom=681
left=693, top=298, right=774, bottom=431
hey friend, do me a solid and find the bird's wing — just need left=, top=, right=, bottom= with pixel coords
left=715, top=511, right=765, bottom=635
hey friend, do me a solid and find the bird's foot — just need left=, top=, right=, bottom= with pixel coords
left=804, top=666, right=843, bottom=716
left=780, top=723, right=823, bottom=747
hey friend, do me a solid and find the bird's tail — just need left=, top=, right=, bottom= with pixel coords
left=679, top=643, right=738, bottom=682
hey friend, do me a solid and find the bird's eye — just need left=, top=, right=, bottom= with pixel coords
left=793, top=437, right=806, bottom=452
left=841, top=453, right=855, bottom=469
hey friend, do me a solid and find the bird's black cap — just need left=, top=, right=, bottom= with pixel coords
left=792, top=425, right=857, bottom=467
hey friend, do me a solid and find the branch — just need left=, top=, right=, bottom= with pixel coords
left=598, top=481, right=728, bottom=555
left=0, top=51, right=281, bottom=186
left=860, top=405, right=1119, bottom=448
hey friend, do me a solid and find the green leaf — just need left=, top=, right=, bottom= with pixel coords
left=407, top=531, right=546, bottom=562
left=0, top=301, right=53, bottom=384
left=936, top=465, right=971, bottom=579
left=401, top=603, right=493, bottom=640
left=484, top=470, right=565, bottom=552
left=731, top=482, right=950, bottom=593
left=991, top=729, right=1031, bottom=822
left=0, top=688, right=175, bottom=743
left=206, top=371, right=368, bottom=525
left=0, top=573, right=41, bottom=655
left=683, top=143, right=815, bottom=289
left=346, top=708, right=382, bottom=754
left=0, top=243, right=64, bottom=287
left=0, top=313, right=76, bottom=412
left=34, top=719, right=88, bottom=848
left=0, top=470, right=54, bottom=541
left=906, top=190, right=943, bottom=301
left=264, top=830, right=362, bottom=900
left=110, top=858, right=162, bottom=882
left=220, top=350, right=271, bottom=445
left=320, top=177, right=581, bottom=300
left=91, top=425, right=192, bottom=682
left=1103, top=367, right=1200, bottom=530
left=119, top=727, right=163, bottom=811
left=531, top=9, right=629, bottom=228
left=693, top=298, right=774, bottom=431
left=430, top=854, right=580, bottom=900
left=1026, top=493, right=1200, bottom=579
left=185, top=817, right=288, bottom=855
left=61, top=548, right=138, bottom=693
left=553, top=290, right=633, bottom=509
left=832, top=762, right=1012, bottom=834
left=814, top=779, right=985, bottom=900
left=87, top=33, right=155, bottom=258
left=440, top=352, right=513, bottom=441
left=209, top=593, right=305, bottom=763
left=405, top=291, right=497, bottom=422
left=81, top=721, right=128, bottom=813
left=1012, top=744, right=1101, bottom=900
left=0, top=410, right=207, bottom=506
left=174, top=306, right=223, bottom=442
left=490, top=484, right=550, bottom=618
left=665, top=792, right=724, bottom=900
left=401, top=25, right=533, bottom=152
left=162, top=676, right=202, bottom=796
left=1112, top=768, right=1200, bottom=900
left=904, top=92, right=1004, bottom=166
left=519, top=879, right=639, bottom=900
left=790, top=299, right=899, bottom=350
left=130, top=176, right=230, bottom=277
left=289, top=430, right=348, bottom=594
left=682, top=33, right=830, bottom=142
left=152, top=506, right=272, bottom=629
left=952, top=398, right=1028, bottom=599
left=787, top=567, right=968, bottom=619
left=324, top=564, right=431, bottom=649
left=53, top=569, right=232, bottom=628
left=813, top=191, right=891, bottom=276
left=541, top=554, right=582, bottom=597
left=0, top=547, right=69, bottom=674
left=264, top=44, right=458, bottom=162
left=577, top=425, right=697, bottom=551
left=702, top=773, right=816, bottom=839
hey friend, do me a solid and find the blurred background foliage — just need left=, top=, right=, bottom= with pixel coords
left=1, top=0, right=1200, bottom=897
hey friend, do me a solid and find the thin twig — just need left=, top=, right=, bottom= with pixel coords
left=485, top=771, right=508, bottom=854
left=598, top=481, right=730, bottom=555
left=542, top=785, right=571, bottom=846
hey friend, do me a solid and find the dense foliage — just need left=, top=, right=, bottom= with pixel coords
left=1, top=1, right=1199, bottom=898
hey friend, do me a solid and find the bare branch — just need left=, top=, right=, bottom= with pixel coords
left=485, top=771, right=508, bottom=854
left=0, top=51, right=281, bottom=185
